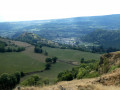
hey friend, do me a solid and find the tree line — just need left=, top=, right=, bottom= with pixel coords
left=0, top=41, right=25, bottom=53
left=34, top=44, right=48, bottom=56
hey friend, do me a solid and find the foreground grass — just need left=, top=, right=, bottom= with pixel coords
left=21, top=62, right=74, bottom=83
left=42, top=47, right=101, bottom=62
left=0, top=52, right=45, bottom=74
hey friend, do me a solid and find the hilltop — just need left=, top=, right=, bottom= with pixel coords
left=15, top=32, right=59, bottom=47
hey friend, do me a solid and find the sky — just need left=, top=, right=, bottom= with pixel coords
left=0, top=0, right=120, bottom=22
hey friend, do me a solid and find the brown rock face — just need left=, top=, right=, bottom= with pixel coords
left=97, top=68, right=120, bottom=86
left=99, top=52, right=120, bottom=74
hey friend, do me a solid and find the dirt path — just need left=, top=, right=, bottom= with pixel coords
left=58, top=60, right=79, bottom=66
left=12, top=41, right=47, bottom=62
left=22, top=45, right=46, bottom=62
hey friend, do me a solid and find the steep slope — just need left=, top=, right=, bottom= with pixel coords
left=98, top=68, right=120, bottom=86
left=99, top=51, right=120, bottom=74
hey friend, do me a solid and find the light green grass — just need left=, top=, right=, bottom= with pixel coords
left=0, top=52, right=45, bottom=74
left=42, top=47, right=101, bottom=61
left=21, top=62, right=74, bottom=83
left=38, top=62, right=74, bottom=79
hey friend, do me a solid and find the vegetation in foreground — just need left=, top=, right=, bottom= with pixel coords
left=0, top=72, right=24, bottom=90
left=57, top=59, right=99, bottom=81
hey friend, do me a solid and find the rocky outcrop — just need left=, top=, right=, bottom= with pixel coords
left=97, top=68, right=120, bottom=86
left=99, top=51, right=120, bottom=74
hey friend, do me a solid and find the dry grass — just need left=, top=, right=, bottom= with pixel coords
left=16, top=68, right=120, bottom=90
left=16, top=78, right=120, bottom=90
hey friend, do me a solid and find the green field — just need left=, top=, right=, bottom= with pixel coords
left=42, top=47, right=102, bottom=61
left=21, top=62, right=74, bottom=83
left=0, top=42, right=102, bottom=84
left=0, top=52, right=45, bottom=74
left=37, top=62, right=74, bottom=79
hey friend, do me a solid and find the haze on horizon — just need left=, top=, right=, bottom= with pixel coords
left=0, top=0, right=120, bottom=22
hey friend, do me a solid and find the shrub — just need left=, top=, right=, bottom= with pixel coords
left=108, top=65, right=118, bottom=72
left=0, top=72, right=23, bottom=90
left=45, top=63, right=51, bottom=70
left=45, top=58, right=52, bottom=63
left=57, top=71, right=73, bottom=81
left=77, top=68, right=86, bottom=79
left=52, top=57, right=58, bottom=63
left=20, top=75, right=49, bottom=86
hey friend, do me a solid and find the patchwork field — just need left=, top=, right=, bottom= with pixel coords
left=0, top=40, right=102, bottom=83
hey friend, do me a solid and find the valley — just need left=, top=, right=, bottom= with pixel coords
left=0, top=14, right=120, bottom=90
left=0, top=38, right=101, bottom=83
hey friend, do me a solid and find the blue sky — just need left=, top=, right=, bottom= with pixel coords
left=0, top=0, right=120, bottom=22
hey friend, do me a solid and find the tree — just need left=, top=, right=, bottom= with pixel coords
left=45, top=63, right=51, bottom=70
left=52, top=57, right=58, bottom=63
left=0, top=45, right=5, bottom=52
left=34, top=46, right=43, bottom=53
left=0, top=72, right=24, bottom=90
left=14, top=72, right=21, bottom=84
left=0, top=73, right=10, bottom=89
left=44, top=51, right=48, bottom=56
left=57, top=71, right=73, bottom=81
left=45, top=58, right=52, bottom=63
left=80, top=58, right=84, bottom=63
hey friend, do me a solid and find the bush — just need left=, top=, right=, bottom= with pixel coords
left=45, top=58, right=52, bottom=63
left=20, top=75, right=49, bottom=86
left=77, top=68, right=86, bottom=79
left=0, top=72, right=23, bottom=90
left=57, top=59, right=99, bottom=81
left=45, top=63, right=51, bottom=70
left=34, top=46, right=43, bottom=53
left=57, top=71, right=73, bottom=81
left=52, top=57, right=58, bottom=63
left=84, top=71, right=99, bottom=78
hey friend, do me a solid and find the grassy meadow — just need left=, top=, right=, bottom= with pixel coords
left=0, top=41, right=102, bottom=83
left=42, top=47, right=102, bottom=62
left=21, top=62, right=74, bottom=83
left=0, top=52, right=45, bottom=74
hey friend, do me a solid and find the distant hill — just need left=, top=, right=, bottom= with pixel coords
left=15, top=32, right=59, bottom=47
left=0, top=14, right=120, bottom=38
left=82, top=30, right=120, bottom=48
left=19, top=14, right=120, bottom=40
left=1, top=14, right=120, bottom=49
